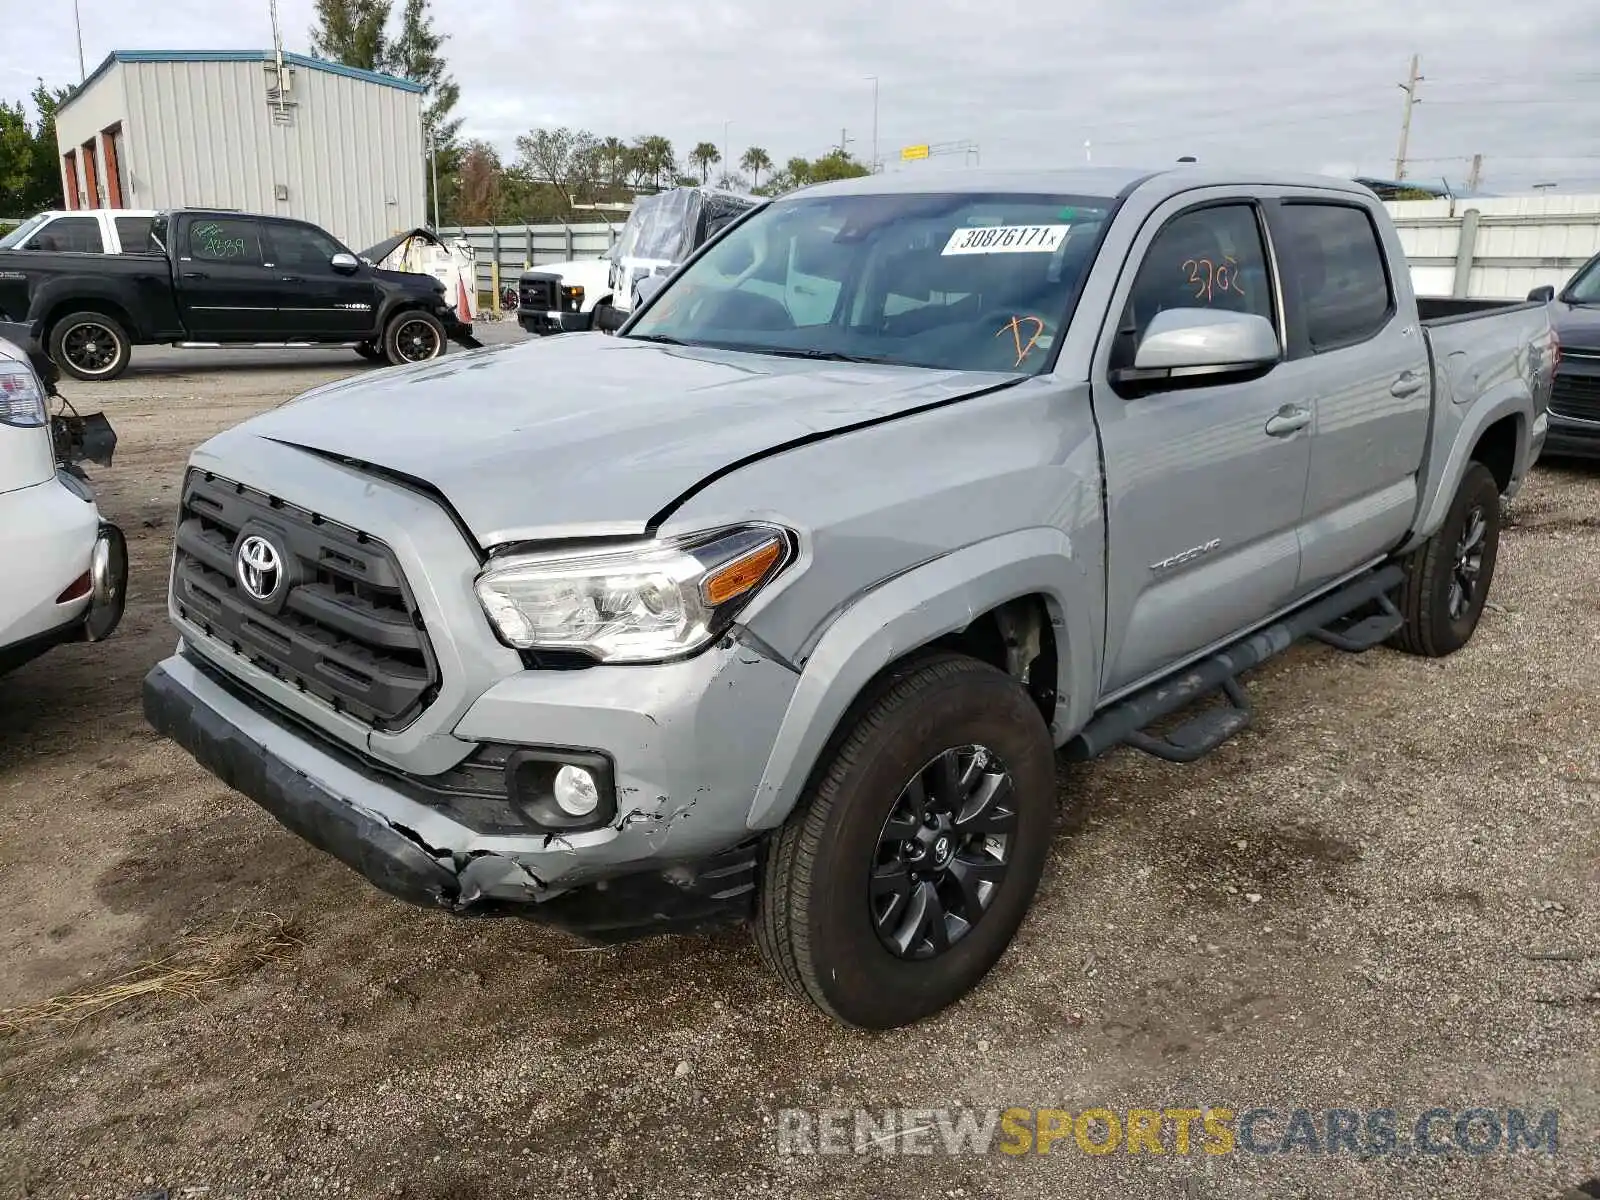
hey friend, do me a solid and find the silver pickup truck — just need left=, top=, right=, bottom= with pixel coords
left=143, top=168, right=1554, bottom=1029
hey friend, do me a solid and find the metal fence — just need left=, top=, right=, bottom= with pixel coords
left=446, top=195, right=1600, bottom=306
left=438, top=223, right=625, bottom=300
left=1384, top=194, right=1600, bottom=299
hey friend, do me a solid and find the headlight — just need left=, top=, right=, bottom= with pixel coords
left=474, top=525, right=793, bottom=663
left=0, top=360, right=47, bottom=427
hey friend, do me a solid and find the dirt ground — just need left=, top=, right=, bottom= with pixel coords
left=1, top=332, right=1596, bottom=1200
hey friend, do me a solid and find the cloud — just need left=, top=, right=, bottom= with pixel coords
left=14, top=0, right=1600, bottom=192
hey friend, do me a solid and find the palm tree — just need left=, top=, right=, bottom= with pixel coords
left=739, top=147, right=772, bottom=190
left=630, top=135, right=675, bottom=190
left=689, top=141, right=721, bottom=185
left=599, top=136, right=628, bottom=188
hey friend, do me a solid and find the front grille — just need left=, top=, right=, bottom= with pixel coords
left=1551, top=369, right=1600, bottom=422
left=172, top=471, right=440, bottom=730
left=519, top=274, right=557, bottom=312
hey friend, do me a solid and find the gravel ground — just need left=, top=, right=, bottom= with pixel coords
left=0, top=329, right=1595, bottom=1199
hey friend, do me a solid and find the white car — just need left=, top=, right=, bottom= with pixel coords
left=0, top=322, right=127, bottom=674
left=0, top=209, right=160, bottom=255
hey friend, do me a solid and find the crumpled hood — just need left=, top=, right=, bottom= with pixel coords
left=227, top=335, right=1010, bottom=547
left=1552, top=301, right=1600, bottom=351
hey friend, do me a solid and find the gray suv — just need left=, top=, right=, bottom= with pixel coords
left=144, top=167, right=1553, bottom=1028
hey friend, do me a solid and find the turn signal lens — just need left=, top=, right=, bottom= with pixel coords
left=702, top=538, right=784, bottom=606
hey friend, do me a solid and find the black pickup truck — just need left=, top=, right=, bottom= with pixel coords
left=0, top=209, right=478, bottom=381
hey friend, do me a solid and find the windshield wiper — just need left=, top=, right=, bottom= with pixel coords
left=743, top=347, right=899, bottom=365
left=626, top=333, right=692, bottom=346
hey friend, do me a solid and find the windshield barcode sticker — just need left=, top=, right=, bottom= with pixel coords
left=942, top=224, right=1070, bottom=255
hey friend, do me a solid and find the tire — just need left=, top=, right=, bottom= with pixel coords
left=1389, top=462, right=1502, bottom=657
left=354, top=341, right=385, bottom=362
left=381, top=309, right=447, bottom=366
left=48, top=311, right=132, bottom=382
left=755, top=653, right=1056, bottom=1029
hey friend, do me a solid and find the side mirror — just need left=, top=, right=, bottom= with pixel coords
left=1125, top=308, right=1280, bottom=378
left=330, top=252, right=360, bottom=274
left=1527, top=285, right=1556, bottom=303
left=633, top=274, right=669, bottom=307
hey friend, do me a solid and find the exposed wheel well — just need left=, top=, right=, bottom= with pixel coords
left=924, top=595, right=1059, bottom=726
left=43, top=299, right=134, bottom=341
left=1472, top=414, right=1521, bottom=494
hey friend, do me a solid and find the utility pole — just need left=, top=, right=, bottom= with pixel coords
left=1394, top=53, right=1423, bottom=180
left=867, top=75, right=879, bottom=173
left=74, top=0, right=86, bottom=81
left=837, top=128, right=853, bottom=158
left=428, top=131, right=440, bottom=229
left=1466, top=153, right=1483, bottom=193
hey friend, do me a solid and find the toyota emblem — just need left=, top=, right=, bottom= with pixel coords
left=236, top=534, right=284, bottom=602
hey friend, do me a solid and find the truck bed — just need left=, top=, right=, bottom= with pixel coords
left=1416, top=296, right=1548, bottom=326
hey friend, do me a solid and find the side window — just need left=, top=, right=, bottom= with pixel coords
left=1119, top=204, right=1275, bottom=356
left=267, top=223, right=345, bottom=270
left=186, top=218, right=265, bottom=266
left=1275, top=204, right=1392, bottom=351
left=114, top=216, right=153, bottom=253
left=32, top=216, right=104, bottom=253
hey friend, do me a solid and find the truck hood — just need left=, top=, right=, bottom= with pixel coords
left=231, top=335, right=1013, bottom=547
left=1552, top=300, right=1600, bottom=351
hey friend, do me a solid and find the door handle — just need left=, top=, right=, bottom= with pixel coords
left=1264, top=405, right=1312, bottom=437
left=279, top=275, right=304, bottom=283
left=1390, top=371, right=1426, bottom=397
left=181, top=270, right=209, bottom=280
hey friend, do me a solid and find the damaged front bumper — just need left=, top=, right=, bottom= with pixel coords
left=141, top=644, right=788, bottom=942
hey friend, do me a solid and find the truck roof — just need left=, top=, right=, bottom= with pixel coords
left=794, top=165, right=1379, bottom=202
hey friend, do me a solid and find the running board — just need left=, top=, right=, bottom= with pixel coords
left=1123, top=677, right=1252, bottom=763
left=1065, top=563, right=1405, bottom=763
left=175, top=341, right=363, bottom=350
left=1309, top=593, right=1403, bottom=652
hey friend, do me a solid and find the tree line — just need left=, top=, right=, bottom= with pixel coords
left=0, top=82, right=71, bottom=217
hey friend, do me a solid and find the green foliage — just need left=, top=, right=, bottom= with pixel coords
left=755, top=150, right=871, bottom=196
left=739, top=146, right=772, bottom=189
left=308, top=0, right=389, bottom=69
left=0, top=82, right=72, bottom=215
left=688, top=142, right=720, bottom=184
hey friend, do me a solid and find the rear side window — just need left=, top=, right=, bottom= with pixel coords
left=1276, top=204, right=1392, bottom=351
left=186, top=218, right=264, bottom=265
left=114, top=216, right=153, bottom=253
left=32, top=216, right=104, bottom=253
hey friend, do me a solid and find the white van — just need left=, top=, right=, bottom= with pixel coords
left=0, top=321, right=127, bottom=674
left=0, top=209, right=160, bottom=255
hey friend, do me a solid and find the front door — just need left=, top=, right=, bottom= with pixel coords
left=1090, top=195, right=1312, bottom=695
left=263, top=221, right=380, bottom=339
left=175, top=217, right=280, bottom=340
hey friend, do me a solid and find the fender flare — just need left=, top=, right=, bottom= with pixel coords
left=1407, top=391, right=1530, bottom=550
left=744, top=526, right=1097, bottom=831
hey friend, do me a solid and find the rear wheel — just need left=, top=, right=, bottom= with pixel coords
left=49, top=312, right=131, bottom=382
left=755, top=654, right=1056, bottom=1028
left=382, top=310, right=446, bottom=366
left=1390, top=461, right=1502, bottom=657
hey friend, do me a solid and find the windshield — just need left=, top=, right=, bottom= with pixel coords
left=624, top=191, right=1113, bottom=373
left=1565, top=255, right=1600, bottom=303
left=0, top=214, right=50, bottom=250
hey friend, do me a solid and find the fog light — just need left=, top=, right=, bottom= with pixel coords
left=553, top=764, right=600, bottom=817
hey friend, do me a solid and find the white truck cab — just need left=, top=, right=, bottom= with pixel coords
left=515, top=187, right=758, bottom=335
left=0, top=209, right=160, bottom=255
left=0, top=322, right=127, bottom=674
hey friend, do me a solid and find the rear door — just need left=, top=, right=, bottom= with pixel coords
left=263, top=221, right=380, bottom=338
left=174, top=216, right=280, bottom=340
left=1090, top=193, right=1312, bottom=694
left=1264, top=196, right=1431, bottom=594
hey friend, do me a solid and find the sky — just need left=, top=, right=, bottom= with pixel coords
left=6, top=0, right=1600, bottom=194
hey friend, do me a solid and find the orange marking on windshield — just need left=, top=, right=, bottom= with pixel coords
left=996, top=315, right=1046, bottom=367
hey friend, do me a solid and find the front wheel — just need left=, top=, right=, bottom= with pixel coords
left=1389, top=461, right=1503, bottom=657
left=49, top=312, right=132, bottom=382
left=382, top=310, right=447, bottom=366
left=755, top=654, right=1056, bottom=1028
